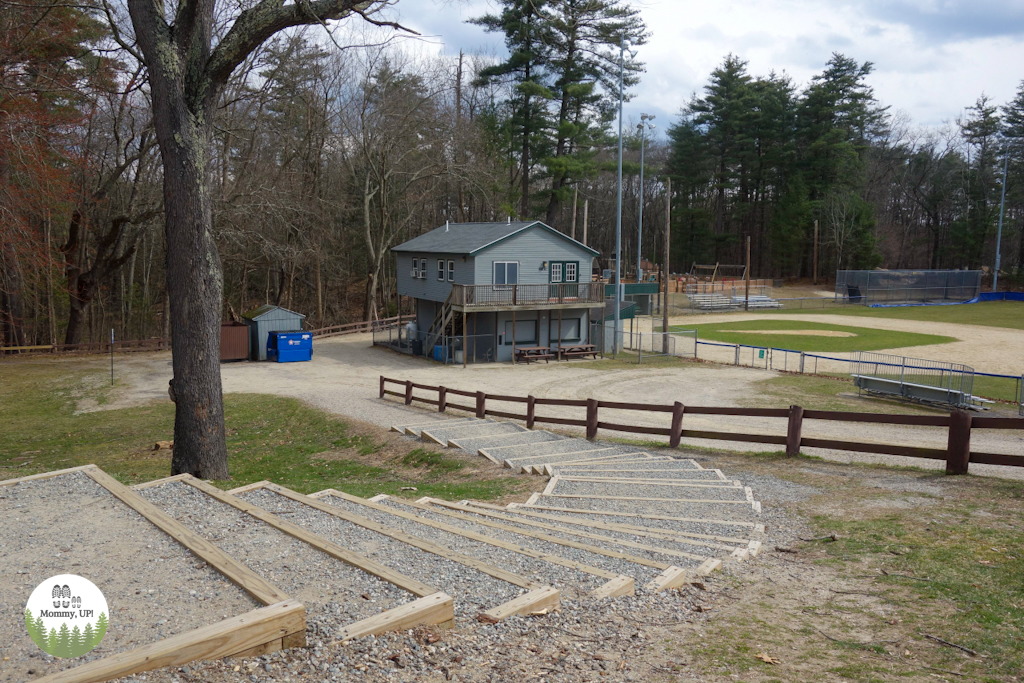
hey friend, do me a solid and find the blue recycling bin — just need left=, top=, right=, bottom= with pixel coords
left=267, top=331, right=313, bottom=362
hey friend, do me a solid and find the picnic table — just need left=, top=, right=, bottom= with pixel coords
left=514, top=346, right=554, bottom=363
left=557, top=343, right=598, bottom=361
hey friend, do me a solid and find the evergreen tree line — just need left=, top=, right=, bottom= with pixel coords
left=24, top=609, right=108, bottom=657
left=1, top=0, right=1022, bottom=348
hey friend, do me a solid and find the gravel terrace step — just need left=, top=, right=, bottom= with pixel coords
left=420, top=420, right=524, bottom=445
left=528, top=454, right=669, bottom=474
left=310, top=493, right=610, bottom=599
left=448, top=430, right=561, bottom=451
left=374, top=497, right=665, bottom=588
left=548, top=458, right=703, bottom=472
left=527, top=493, right=760, bottom=522
left=504, top=448, right=642, bottom=469
left=235, top=488, right=531, bottom=618
left=515, top=502, right=764, bottom=536
left=138, top=481, right=418, bottom=634
left=468, top=501, right=758, bottom=548
left=549, top=468, right=729, bottom=481
left=421, top=499, right=734, bottom=564
left=0, top=472, right=260, bottom=683
left=551, top=479, right=750, bottom=502
left=393, top=417, right=481, bottom=437
left=482, top=438, right=612, bottom=461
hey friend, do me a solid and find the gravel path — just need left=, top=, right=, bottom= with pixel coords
left=420, top=420, right=522, bottom=443
left=449, top=430, right=561, bottom=450
left=100, top=336, right=1024, bottom=480
left=521, top=504, right=761, bottom=538
left=529, top=493, right=760, bottom=523
left=0, top=472, right=259, bottom=683
left=551, top=479, right=749, bottom=501
left=552, top=459, right=703, bottom=472
left=552, top=468, right=728, bottom=480
left=315, top=495, right=608, bottom=599
left=236, top=488, right=528, bottom=618
left=138, top=482, right=415, bottom=637
left=426, top=503, right=717, bottom=567
left=377, top=498, right=664, bottom=587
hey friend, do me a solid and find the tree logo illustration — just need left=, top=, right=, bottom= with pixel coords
left=26, top=574, right=109, bottom=658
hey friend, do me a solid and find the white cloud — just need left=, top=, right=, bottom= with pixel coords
left=384, top=0, right=1024, bottom=130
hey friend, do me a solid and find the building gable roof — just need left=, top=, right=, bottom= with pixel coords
left=242, top=304, right=306, bottom=320
left=392, top=221, right=599, bottom=257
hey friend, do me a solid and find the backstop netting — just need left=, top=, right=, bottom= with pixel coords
left=835, top=270, right=981, bottom=305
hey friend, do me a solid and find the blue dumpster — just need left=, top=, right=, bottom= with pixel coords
left=267, top=331, right=313, bottom=362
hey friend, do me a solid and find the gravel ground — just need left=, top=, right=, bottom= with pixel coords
left=236, top=488, right=529, bottom=617
left=529, top=494, right=760, bottom=523
left=551, top=480, right=749, bottom=502
left=552, top=469, right=728, bottom=480
left=480, top=438, right=604, bottom=460
left=315, top=495, right=608, bottom=599
left=504, top=450, right=639, bottom=468
left=423, top=504, right=712, bottom=568
left=0, top=472, right=259, bottom=683
left=394, top=418, right=480, bottom=437
left=377, top=498, right=663, bottom=587
left=551, top=459, right=704, bottom=472
left=112, top=586, right=716, bottom=683
left=138, top=482, right=416, bottom=633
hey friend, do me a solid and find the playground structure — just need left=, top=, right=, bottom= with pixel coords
left=836, top=269, right=982, bottom=305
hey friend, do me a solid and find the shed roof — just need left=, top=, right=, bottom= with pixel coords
left=392, top=221, right=599, bottom=257
left=242, top=304, right=306, bottom=320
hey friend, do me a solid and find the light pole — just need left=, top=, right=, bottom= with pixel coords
left=993, top=155, right=1009, bottom=291
left=636, top=114, right=655, bottom=284
left=613, top=34, right=625, bottom=355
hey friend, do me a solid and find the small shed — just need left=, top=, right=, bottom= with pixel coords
left=220, top=322, right=250, bottom=361
left=242, top=305, right=306, bottom=361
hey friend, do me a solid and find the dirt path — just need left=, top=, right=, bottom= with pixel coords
left=78, top=335, right=1024, bottom=481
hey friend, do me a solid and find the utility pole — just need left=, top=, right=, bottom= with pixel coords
left=813, top=219, right=819, bottom=286
left=571, top=186, right=579, bottom=241
left=745, top=236, right=751, bottom=312
left=582, top=199, right=589, bottom=246
left=663, top=177, right=671, bottom=353
left=613, top=33, right=626, bottom=355
left=994, top=155, right=1009, bottom=291
left=637, top=114, right=655, bottom=283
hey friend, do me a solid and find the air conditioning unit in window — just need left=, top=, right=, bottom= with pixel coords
left=410, top=269, right=418, bottom=278
left=419, top=270, right=427, bottom=279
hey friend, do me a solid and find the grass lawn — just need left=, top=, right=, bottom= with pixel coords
left=678, top=453, right=1024, bottom=683
left=671, top=318, right=955, bottom=353
left=0, top=362, right=529, bottom=501
left=776, top=300, right=1024, bottom=330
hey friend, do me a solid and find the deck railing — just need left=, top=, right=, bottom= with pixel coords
left=452, top=282, right=604, bottom=309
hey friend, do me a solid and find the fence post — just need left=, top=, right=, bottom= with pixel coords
left=438, top=386, right=447, bottom=413
left=734, top=345, right=740, bottom=366
left=476, top=391, right=486, bottom=419
left=669, top=401, right=684, bottom=448
left=799, top=353, right=805, bottom=374
left=526, top=395, right=536, bottom=429
left=786, top=405, right=804, bottom=457
left=945, top=410, right=972, bottom=475
left=586, top=399, right=599, bottom=440
left=379, top=375, right=385, bottom=399
left=404, top=381, right=413, bottom=405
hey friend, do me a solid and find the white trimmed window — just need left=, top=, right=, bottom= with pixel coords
left=565, top=262, right=578, bottom=282
left=447, top=260, right=455, bottom=281
left=493, top=261, right=519, bottom=285
left=437, top=259, right=445, bottom=281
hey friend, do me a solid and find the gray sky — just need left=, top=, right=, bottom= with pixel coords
left=390, top=0, right=1024, bottom=133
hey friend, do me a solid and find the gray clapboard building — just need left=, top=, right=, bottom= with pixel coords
left=391, top=221, right=602, bottom=363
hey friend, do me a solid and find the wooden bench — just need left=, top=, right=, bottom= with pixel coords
left=515, top=346, right=554, bottom=364
left=557, top=344, right=598, bottom=361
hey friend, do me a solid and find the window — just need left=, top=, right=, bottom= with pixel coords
left=549, top=261, right=578, bottom=283
left=410, top=258, right=418, bottom=278
left=556, top=318, right=581, bottom=342
left=437, top=259, right=445, bottom=281
left=419, top=259, right=427, bottom=279
left=493, top=261, right=519, bottom=285
left=447, top=260, right=455, bottom=282
left=502, top=320, right=537, bottom=345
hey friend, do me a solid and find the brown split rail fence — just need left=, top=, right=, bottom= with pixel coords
left=379, top=376, right=1024, bottom=475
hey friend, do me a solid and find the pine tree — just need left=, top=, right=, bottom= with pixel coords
left=94, top=612, right=108, bottom=645
left=56, top=623, right=71, bottom=658
left=69, top=625, right=86, bottom=657
left=25, top=609, right=42, bottom=648
left=47, top=627, right=58, bottom=654
left=82, top=622, right=95, bottom=652
left=1000, top=81, right=1024, bottom=270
